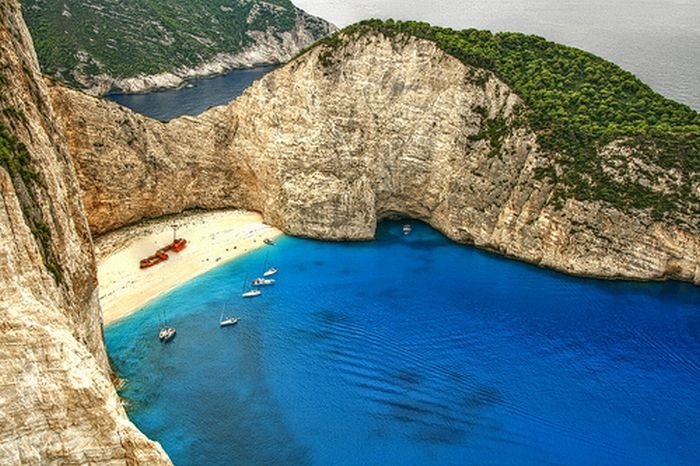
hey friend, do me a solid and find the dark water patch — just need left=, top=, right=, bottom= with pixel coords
left=409, top=425, right=469, bottom=446
left=313, top=308, right=351, bottom=326
left=391, top=368, right=423, bottom=386
left=462, top=386, right=504, bottom=409
left=106, top=66, right=278, bottom=121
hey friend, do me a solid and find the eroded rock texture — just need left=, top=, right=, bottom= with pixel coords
left=0, top=0, right=170, bottom=463
left=53, top=32, right=699, bottom=284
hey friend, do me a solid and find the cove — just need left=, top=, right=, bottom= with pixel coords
left=106, top=65, right=277, bottom=121
left=105, top=221, right=700, bottom=465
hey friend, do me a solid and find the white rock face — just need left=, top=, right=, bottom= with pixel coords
left=0, top=0, right=171, bottom=464
left=52, top=32, right=700, bottom=284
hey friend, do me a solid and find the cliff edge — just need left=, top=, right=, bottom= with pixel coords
left=0, top=0, right=170, bottom=463
left=51, top=27, right=699, bottom=284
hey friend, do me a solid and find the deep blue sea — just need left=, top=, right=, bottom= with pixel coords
left=106, top=65, right=277, bottom=121
left=106, top=221, right=700, bottom=465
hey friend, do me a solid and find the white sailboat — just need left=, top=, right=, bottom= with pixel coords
left=159, top=327, right=176, bottom=342
left=158, top=309, right=176, bottom=342
left=241, top=274, right=262, bottom=298
left=262, top=250, right=277, bottom=277
left=219, top=304, right=240, bottom=327
left=252, top=277, right=275, bottom=286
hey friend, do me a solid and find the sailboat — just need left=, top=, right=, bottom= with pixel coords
left=262, top=250, right=277, bottom=277
left=252, top=277, right=275, bottom=286
left=242, top=289, right=261, bottom=298
left=158, top=309, right=176, bottom=342
left=241, top=274, right=261, bottom=298
left=159, top=327, right=176, bottom=342
left=219, top=303, right=240, bottom=327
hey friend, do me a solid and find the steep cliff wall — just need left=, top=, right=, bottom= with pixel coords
left=0, top=0, right=170, bottom=463
left=51, top=32, right=700, bottom=284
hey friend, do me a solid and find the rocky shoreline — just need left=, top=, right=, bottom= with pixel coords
left=78, top=10, right=336, bottom=96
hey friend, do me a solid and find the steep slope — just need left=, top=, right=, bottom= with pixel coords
left=0, top=0, right=170, bottom=463
left=22, top=0, right=335, bottom=94
left=51, top=28, right=699, bottom=284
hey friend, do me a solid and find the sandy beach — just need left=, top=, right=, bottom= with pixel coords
left=95, top=209, right=282, bottom=326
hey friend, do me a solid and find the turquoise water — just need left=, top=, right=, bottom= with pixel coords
left=106, top=222, right=700, bottom=465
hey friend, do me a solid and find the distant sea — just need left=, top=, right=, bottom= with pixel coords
left=108, top=0, right=699, bottom=120
left=296, top=0, right=700, bottom=111
left=106, top=222, right=700, bottom=465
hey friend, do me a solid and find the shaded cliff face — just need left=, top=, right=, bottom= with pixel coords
left=51, top=32, right=700, bottom=284
left=0, top=0, right=170, bottom=463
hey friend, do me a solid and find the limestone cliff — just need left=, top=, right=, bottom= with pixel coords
left=51, top=32, right=699, bottom=284
left=0, top=0, right=170, bottom=463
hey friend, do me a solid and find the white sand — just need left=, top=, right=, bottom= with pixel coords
left=95, top=210, right=281, bottom=326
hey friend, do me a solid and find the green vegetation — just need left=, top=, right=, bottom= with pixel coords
left=0, top=81, right=62, bottom=283
left=311, top=20, right=700, bottom=222
left=22, top=0, right=329, bottom=85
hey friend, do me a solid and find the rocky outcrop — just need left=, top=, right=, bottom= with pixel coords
left=51, top=32, right=700, bottom=284
left=0, top=0, right=170, bottom=464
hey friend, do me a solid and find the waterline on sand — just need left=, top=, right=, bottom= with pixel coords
left=96, top=210, right=281, bottom=326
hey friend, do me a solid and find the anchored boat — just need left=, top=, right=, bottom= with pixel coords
left=252, top=277, right=275, bottom=286
left=242, top=289, right=262, bottom=298
left=140, top=226, right=187, bottom=269
left=159, top=327, right=176, bottom=342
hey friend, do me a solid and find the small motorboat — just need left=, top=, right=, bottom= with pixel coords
left=263, top=266, right=278, bottom=277
left=242, top=289, right=262, bottom=298
left=403, top=224, right=412, bottom=235
left=159, top=327, right=176, bottom=342
left=220, top=316, right=240, bottom=327
left=263, top=238, right=275, bottom=246
left=252, top=277, right=275, bottom=287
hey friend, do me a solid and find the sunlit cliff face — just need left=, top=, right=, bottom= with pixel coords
left=51, top=31, right=699, bottom=284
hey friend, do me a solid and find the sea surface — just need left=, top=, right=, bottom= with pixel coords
left=296, top=0, right=700, bottom=111
left=106, top=65, right=277, bottom=121
left=106, top=222, right=700, bottom=465
left=108, top=0, right=699, bottom=120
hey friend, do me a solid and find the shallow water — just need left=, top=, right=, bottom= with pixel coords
left=106, top=222, right=700, bottom=465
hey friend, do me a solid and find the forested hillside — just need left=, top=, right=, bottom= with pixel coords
left=22, top=0, right=331, bottom=89
left=312, top=20, right=700, bottom=224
